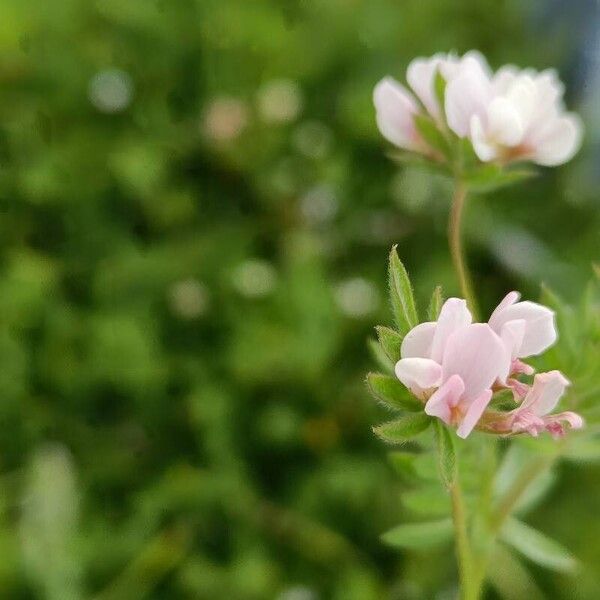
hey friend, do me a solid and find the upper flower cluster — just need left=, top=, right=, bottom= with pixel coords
left=394, top=292, right=583, bottom=438
left=374, top=51, right=583, bottom=167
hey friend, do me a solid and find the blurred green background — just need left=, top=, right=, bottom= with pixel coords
left=0, top=0, right=598, bottom=598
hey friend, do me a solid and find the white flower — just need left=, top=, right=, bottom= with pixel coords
left=445, top=63, right=583, bottom=166
left=374, top=51, right=583, bottom=167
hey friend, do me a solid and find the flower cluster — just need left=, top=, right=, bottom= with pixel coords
left=374, top=51, right=582, bottom=166
left=394, top=292, right=583, bottom=438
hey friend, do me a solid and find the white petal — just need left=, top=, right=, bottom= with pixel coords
left=531, top=113, right=583, bottom=166
left=395, top=357, right=442, bottom=397
left=424, top=374, right=465, bottom=425
left=401, top=322, right=437, bottom=359
left=430, top=298, right=472, bottom=363
left=488, top=300, right=556, bottom=358
left=441, top=323, right=509, bottom=401
left=492, top=65, right=519, bottom=95
left=407, top=56, right=442, bottom=119
left=499, top=319, right=526, bottom=380
left=373, top=77, right=421, bottom=151
left=456, top=388, right=493, bottom=438
left=520, top=370, right=570, bottom=416
left=445, top=66, right=492, bottom=137
left=486, top=97, right=524, bottom=146
left=470, top=115, right=497, bottom=162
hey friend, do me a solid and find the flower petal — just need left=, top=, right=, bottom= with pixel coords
left=500, top=318, right=526, bottom=361
left=424, top=374, right=465, bottom=425
left=430, top=298, right=472, bottom=363
left=445, top=63, right=492, bottom=137
left=407, top=55, right=443, bottom=120
left=544, top=411, right=584, bottom=430
left=456, top=388, right=493, bottom=438
left=470, top=115, right=497, bottom=162
left=401, top=322, right=437, bottom=359
left=520, top=370, right=570, bottom=416
left=489, top=300, right=556, bottom=358
left=531, top=113, right=583, bottom=166
left=489, top=291, right=520, bottom=324
left=395, top=357, right=442, bottom=398
left=441, top=323, right=509, bottom=401
left=487, top=97, right=525, bottom=146
left=373, top=77, right=421, bottom=151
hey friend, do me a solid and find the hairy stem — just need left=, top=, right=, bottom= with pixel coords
left=450, top=476, right=479, bottom=599
left=448, top=181, right=479, bottom=319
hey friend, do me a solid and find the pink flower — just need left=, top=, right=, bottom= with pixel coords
left=373, top=51, right=489, bottom=153
left=395, top=298, right=509, bottom=438
left=507, top=371, right=583, bottom=438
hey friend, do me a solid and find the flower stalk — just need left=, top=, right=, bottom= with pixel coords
left=448, top=181, right=479, bottom=320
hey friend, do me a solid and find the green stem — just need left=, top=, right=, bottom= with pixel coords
left=448, top=181, right=479, bottom=319
left=450, top=481, right=478, bottom=599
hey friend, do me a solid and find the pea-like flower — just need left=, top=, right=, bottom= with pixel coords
left=393, top=294, right=582, bottom=439
left=445, top=62, right=583, bottom=166
left=374, top=51, right=582, bottom=167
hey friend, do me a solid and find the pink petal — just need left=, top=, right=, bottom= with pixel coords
left=520, top=370, right=570, bottom=416
left=401, top=322, right=437, bottom=359
left=489, top=291, right=520, bottom=323
left=424, top=374, right=465, bottom=425
left=489, top=300, right=557, bottom=358
left=373, top=77, right=421, bottom=151
left=544, top=411, right=584, bottom=430
left=441, top=324, right=509, bottom=402
left=430, top=298, right=472, bottom=363
left=456, top=388, right=493, bottom=438
left=407, top=56, right=443, bottom=120
left=395, top=357, right=442, bottom=398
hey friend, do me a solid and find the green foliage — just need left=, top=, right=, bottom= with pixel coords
left=388, top=246, right=419, bottom=335
left=0, top=0, right=598, bottom=598
left=500, top=518, right=578, bottom=573
left=381, top=518, right=453, bottom=549
left=433, top=420, right=456, bottom=488
left=367, top=372, right=422, bottom=412
left=375, top=325, right=403, bottom=362
left=372, top=414, right=431, bottom=443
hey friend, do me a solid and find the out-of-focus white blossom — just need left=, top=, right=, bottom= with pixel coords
left=169, top=279, right=209, bottom=319
left=374, top=51, right=582, bottom=167
left=202, top=96, right=249, bottom=142
left=300, top=184, right=338, bottom=225
left=89, top=69, right=133, bottom=113
left=232, top=260, right=277, bottom=298
left=334, top=278, right=379, bottom=317
left=257, top=79, right=303, bottom=123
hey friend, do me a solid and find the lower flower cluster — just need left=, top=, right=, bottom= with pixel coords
left=394, top=291, right=583, bottom=438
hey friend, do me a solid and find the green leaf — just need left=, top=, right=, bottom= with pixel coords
left=381, top=518, right=453, bottom=549
left=388, top=451, right=418, bottom=480
left=433, top=420, right=456, bottom=488
left=402, top=485, right=451, bottom=516
left=464, top=164, right=537, bottom=193
left=414, top=114, right=451, bottom=160
left=427, top=286, right=444, bottom=320
left=388, top=246, right=418, bottom=335
left=487, top=544, right=545, bottom=600
left=375, top=325, right=403, bottom=363
left=367, top=338, right=394, bottom=374
left=500, top=517, right=578, bottom=573
left=367, top=373, right=422, bottom=412
left=386, top=151, right=452, bottom=176
left=373, top=414, right=431, bottom=444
